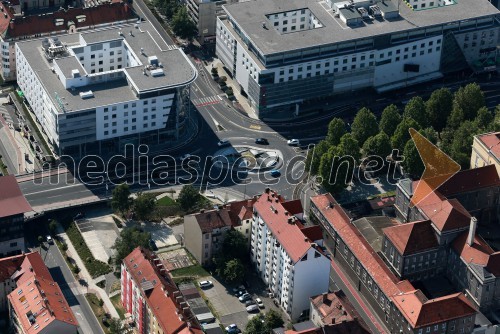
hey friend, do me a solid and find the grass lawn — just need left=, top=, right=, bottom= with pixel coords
left=157, top=195, right=175, bottom=206
left=170, top=264, right=210, bottom=278
left=85, top=293, right=110, bottom=334
left=110, top=294, right=126, bottom=320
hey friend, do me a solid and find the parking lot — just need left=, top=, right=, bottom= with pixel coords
left=201, top=274, right=282, bottom=330
left=74, top=216, right=119, bottom=263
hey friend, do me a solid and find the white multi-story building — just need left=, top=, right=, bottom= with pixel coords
left=251, top=188, right=331, bottom=320
left=216, top=0, right=500, bottom=118
left=16, top=21, right=197, bottom=157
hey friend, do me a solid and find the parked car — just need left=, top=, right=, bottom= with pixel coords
left=239, top=293, right=252, bottom=302
left=255, top=138, right=268, bottom=145
left=255, top=298, right=264, bottom=308
left=270, top=170, right=281, bottom=177
left=199, top=280, right=213, bottom=289
left=246, top=304, right=259, bottom=313
left=225, top=324, right=240, bottom=333
left=245, top=299, right=256, bottom=306
left=74, top=212, right=85, bottom=220
left=46, top=235, right=53, bottom=244
left=287, top=139, right=300, bottom=146
left=217, top=138, right=230, bottom=147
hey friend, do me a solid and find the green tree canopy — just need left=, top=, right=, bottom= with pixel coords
left=222, top=230, right=248, bottom=261
left=221, top=258, right=245, bottom=283
left=319, top=146, right=353, bottom=195
left=154, top=0, right=179, bottom=20
left=362, top=132, right=392, bottom=158
left=403, top=139, right=424, bottom=178
left=403, top=96, right=428, bottom=128
left=133, top=192, right=157, bottom=222
left=245, top=315, right=266, bottom=334
left=178, top=185, right=200, bottom=212
left=171, top=7, right=197, bottom=41
left=475, top=106, right=494, bottom=131
left=111, top=183, right=131, bottom=216
left=338, top=133, right=361, bottom=161
left=379, top=104, right=401, bottom=137
left=453, top=83, right=485, bottom=121
left=264, top=309, right=284, bottom=332
left=391, top=117, right=420, bottom=152
left=493, top=105, right=500, bottom=132
left=112, top=226, right=151, bottom=265
left=305, top=140, right=330, bottom=175
left=350, top=107, right=378, bottom=146
left=326, top=118, right=346, bottom=146
left=108, top=318, right=122, bottom=334
left=425, top=87, right=453, bottom=132
left=449, top=120, right=480, bottom=169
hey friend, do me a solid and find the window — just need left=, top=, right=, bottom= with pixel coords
left=104, top=131, right=109, bottom=135
left=104, top=115, right=109, bottom=120
left=98, top=60, right=103, bottom=65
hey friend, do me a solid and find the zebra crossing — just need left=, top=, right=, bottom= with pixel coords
left=193, top=95, right=223, bottom=107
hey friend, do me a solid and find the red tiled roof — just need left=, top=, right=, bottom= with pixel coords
left=383, top=220, right=438, bottom=255
left=254, top=190, right=311, bottom=263
left=193, top=209, right=233, bottom=233
left=311, top=194, right=400, bottom=297
left=477, top=132, right=500, bottom=159
left=437, top=165, right=500, bottom=196
left=310, top=291, right=362, bottom=326
left=227, top=199, right=255, bottom=225
left=0, top=253, right=25, bottom=281
left=281, top=199, right=303, bottom=215
left=392, top=291, right=476, bottom=328
left=418, top=195, right=471, bottom=232
left=16, top=252, right=53, bottom=285
left=452, top=232, right=494, bottom=266
left=486, top=253, right=500, bottom=277
left=123, top=247, right=201, bottom=334
left=0, top=2, right=137, bottom=39
left=368, top=196, right=395, bottom=210
left=285, top=322, right=370, bottom=334
left=300, top=225, right=323, bottom=243
left=0, top=175, right=32, bottom=218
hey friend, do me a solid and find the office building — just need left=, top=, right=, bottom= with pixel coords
left=0, top=0, right=138, bottom=81
left=251, top=188, right=330, bottom=320
left=16, top=21, right=197, bottom=157
left=0, top=175, right=32, bottom=257
left=186, top=0, right=237, bottom=45
left=121, top=247, right=203, bottom=334
left=216, top=0, right=499, bottom=117
left=184, top=199, right=255, bottom=266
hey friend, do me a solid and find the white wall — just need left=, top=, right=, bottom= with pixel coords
left=0, top=237, right=24, bottom=257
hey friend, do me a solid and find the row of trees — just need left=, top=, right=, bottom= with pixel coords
left=153, top=0, right=197, bottom=40
left=213, top=230, right=247, bottom=283
left=306, top=83, right=500, bottom=194
left=245, top=310, right=284, bottom=334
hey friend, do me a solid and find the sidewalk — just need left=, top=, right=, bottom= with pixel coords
left=56, top=224, right=120, bottom=319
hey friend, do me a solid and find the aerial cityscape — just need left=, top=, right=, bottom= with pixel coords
left=0, top=0, right=498, bottom=332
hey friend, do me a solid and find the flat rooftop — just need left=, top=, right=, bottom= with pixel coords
left=222, top=0, right=499, bottom=55
left=352, top=216, right=398, bottom=253
left=17, top=20, right=197, bottom=113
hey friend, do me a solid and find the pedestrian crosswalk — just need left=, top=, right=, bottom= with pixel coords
left=193, top=95, right=223, bottom=107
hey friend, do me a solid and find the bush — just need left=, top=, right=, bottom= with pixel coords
left=72, top=265, right=80, bottom=274
left=169, top=217, right=184, bottom=226
left=99, top=299, right=104, bottom=307
left=61, top=243, right=68, bottom=252
left=112, top=216, right=123, bottom=228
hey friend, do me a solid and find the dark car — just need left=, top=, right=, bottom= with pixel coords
left=245, top=299, right=256, bottom=306
left=74, top=212, right=85, bottom=220
left=255, top=138, right=269, bottom=145
left=270, top=170, right=281, bottom=177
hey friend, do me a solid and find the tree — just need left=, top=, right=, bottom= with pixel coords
left=171, top=7, right=197, bottom=41
left=111, top=184, right=131, bottom=216
left=305, top=140, right=330, bottom=175
left=338, top=133, right=361, bottom=162
left=449, top=120, right=480, bottom=169
left=403, top=139, right=424, bottom=178
left=222, top=258, right=245, bottom=283
left=351, top=107, right=378, bottom=146
left=425, top=88, right=453, bottom=132
left=108, top=318, right=122, bottom=334
left=326, top=118, right=346, bottom=146
left=362, top=132, right=392, bottom=158
left=403, top=96, right=427, bottom=128
left=245, top=314, right=266, bottom=334
left=38, top=235, right=44, bottom=250
left=154, top=0, right=179, bottom=20
left=379, top=104, right=401, bottom=137
left=453, top=83, right=485, bottom=121
left=222, top=230, right=247, bottom=261
left=48, top=220, right=57, bottom=235
left=319, top=145, right=354, bottom=195
left=112, top=226, right=151, bottom=265
left=391, top=118, right=420, bottom=152
left=493, top=105, right=500, bottom=132
left=475, top=106, right=494, bottom=130
left=447, top=105, right=465, bottom=130
left=264, top=309, right=284, bottom=332
left=133, top=192, right=157, bottom=222
left=178, top=185, right=200, bottom=212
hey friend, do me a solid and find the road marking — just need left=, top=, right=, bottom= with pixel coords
left=249, top=125, right=261, bottom=130
left=193, top=95, right=223, bottom=107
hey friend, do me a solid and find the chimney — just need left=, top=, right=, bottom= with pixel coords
left=265, top=188, right=270, bottom=194
left=331, top=318, right=335, bottom=324
left=9, top=19, right=14, bottom=30
left=467, top=217, right=478, bottom=246
left=322, top=293, right=328, bottom=303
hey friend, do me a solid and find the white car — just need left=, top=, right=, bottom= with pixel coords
left=225, top=324, right=240, bottom=333
left=199, top=280, right=213, bottom=289
left=246, top=304, right=259, bottom=313
left=217, top=138, right=230, bottom=147
left=46, top=236, right=53, bottom=244
left=239, top=293, right=251, bottom=302
left=287, top=139, right=300, bottom=146
left=255, top=298, right=264, bottom=308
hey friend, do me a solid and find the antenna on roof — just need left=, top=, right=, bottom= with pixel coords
left=261, top=21, right=268, bottom=29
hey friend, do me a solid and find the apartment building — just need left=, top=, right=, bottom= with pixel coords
left=16, top=21, right=197, bottom=157
left=471, top=131, right=500, bottom=174
left=186, top=0, right=237, bottom=44
left=0, top=175, right=32, bottom=257
left=2, top=252, right=78, bottom=334
left=311, top=193, right=478, bottom=334
left=121, top=247, right=203, bottom=334
left=251, top=189, right=330, bottom=320
left=0, top=1, right=138, bottom=81
left=216, top=0, right=499, bottom=118
left=184, top=199, right=255, bottom=266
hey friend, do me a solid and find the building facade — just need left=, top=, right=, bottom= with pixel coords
left=0, top=175, right=32, bottom=257
left=470, top=131, right=500, bottom=175
left=2, top=252, right=78, bottom=334
left=121, top=247, right=203, bottom=334
left=186, top=0, right=236, bottom=45
left=16, top=21, right=197, bottom=157
left=251, top=189, right=330, bottom=320
left=216, top=0, right=499, bottom=118
left=0, top=1, right=138, bottom=81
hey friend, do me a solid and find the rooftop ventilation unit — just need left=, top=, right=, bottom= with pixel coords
left=79, top=90, right=94, bottom=99
left=71, top=69, right=80, bottom=78
left=357, top=7, right=369, bottom=18
left=148, top=55, right=158, bottom=66
left=150, top=68, right=164, bottom=77
left=369, top=5, right=381, bottom=17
